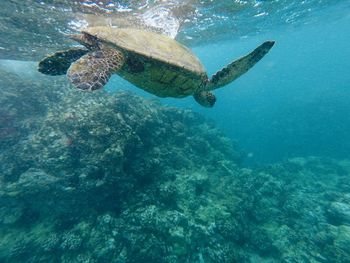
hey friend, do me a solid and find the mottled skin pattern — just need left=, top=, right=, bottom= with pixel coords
left=207, top=41, right=275, bottom=91
left=38, top=27, right=275, bottom=107
left=67, top=48, right=124, bottom=91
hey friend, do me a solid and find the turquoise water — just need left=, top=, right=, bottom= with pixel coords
left=202, top=15, right=350, bottom=162
left=105, top=3, right=350, bottom=162
left=1, top=1, right=350, bottom=262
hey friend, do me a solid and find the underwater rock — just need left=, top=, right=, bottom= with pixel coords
left=12, top=168, right=59, bottom=194
left=0, top=68, right=69, bottom=182
left=0, top=203, right=24, bottom=225
left=333, top=225, right=350, bottom=261
left=0, top=74, right=246, bottom=262
left=1, top=72, right=350, bottom=262
left=327, top=201, right=350, bottom=225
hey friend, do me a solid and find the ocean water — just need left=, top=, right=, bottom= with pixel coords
left=1, top=1, right=350, bottom=262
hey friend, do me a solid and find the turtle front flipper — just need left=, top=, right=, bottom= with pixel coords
left=208, top=41, right=275, bottom=90
left=67, top=48, right=125, bottom=91
left=38, top=48, right=89, bottom=76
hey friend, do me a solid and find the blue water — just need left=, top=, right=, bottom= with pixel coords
left=109, top=12, right=350, bottom=162
left=203, top=15, right=350, bottom=162
left=4, top=7, right=348, bottom=163
left=1, top=1, right=350, bottom=262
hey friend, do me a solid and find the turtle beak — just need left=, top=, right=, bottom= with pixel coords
left=67, top=33, right=99, bottom=50
left=68, top=34, right=85, bottom=45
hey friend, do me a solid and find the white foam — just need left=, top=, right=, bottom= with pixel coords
left=141, top=6, right=180, bottom=38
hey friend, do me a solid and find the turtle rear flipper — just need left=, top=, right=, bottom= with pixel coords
left=208, top=41, right=275, bottom=90
left=38, top=48, right=88, bottom=76
left=193, top=91, right=216, bottom=108
left=67, top=48, right=125, bottom=91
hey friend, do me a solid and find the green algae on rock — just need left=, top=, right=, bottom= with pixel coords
left=1, top=71, right=350, bottom=262
left=0, top=73, right=245, bottom=262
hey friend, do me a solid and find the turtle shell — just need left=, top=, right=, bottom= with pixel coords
left=82, top=27, right=205, bottom=75
left=80, top=27, right=208, bottom=98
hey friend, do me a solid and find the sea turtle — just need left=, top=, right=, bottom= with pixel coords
left=38, top=27, right=274, bottom=107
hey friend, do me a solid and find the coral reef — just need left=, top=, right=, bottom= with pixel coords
left=0, top=70, right=350, bottom=262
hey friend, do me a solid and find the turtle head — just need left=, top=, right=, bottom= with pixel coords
left=69, top=33, right=99, bottom=50
left=193, top=91, right=216, bottom=108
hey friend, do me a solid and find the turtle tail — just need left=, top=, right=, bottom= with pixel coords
left=193, top=91, right=216, bottom=108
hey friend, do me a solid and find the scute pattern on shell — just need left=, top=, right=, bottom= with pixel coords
left=82, top=27, right=206, bottom=75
